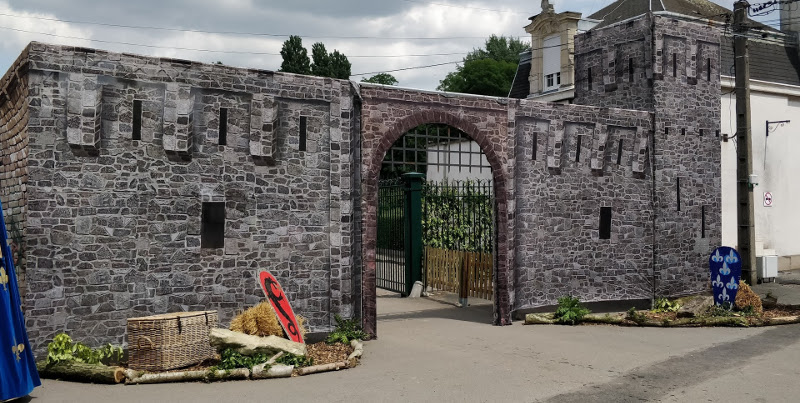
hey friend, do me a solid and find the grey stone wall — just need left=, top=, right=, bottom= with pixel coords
left=0, top=25, right=723, bottom=350
left=573, top=14, right=723, bottom=299
left=19, top=43, right=359, bottom=350
left=511, top=101, right=655, bottom=311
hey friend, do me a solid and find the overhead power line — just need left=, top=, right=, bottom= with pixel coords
left=399, top=0, right=530, bottom=15
left=0, top=11, right=522, bottom=41
left=0, top=25, right=475, bottom=58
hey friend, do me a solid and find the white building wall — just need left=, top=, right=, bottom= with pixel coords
left=426, top=140, right=493, bottom=183
left=721, top=78, right=800, bottom=267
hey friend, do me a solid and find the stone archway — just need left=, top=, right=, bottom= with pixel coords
left=360, top=102, right=512, bottom=336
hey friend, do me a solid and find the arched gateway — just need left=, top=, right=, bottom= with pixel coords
left=360, top=86, right=514, bottom=335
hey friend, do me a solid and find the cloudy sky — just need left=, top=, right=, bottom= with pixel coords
left=0, top=0, right=776, bottom=90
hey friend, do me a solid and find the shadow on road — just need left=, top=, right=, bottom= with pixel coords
left=541, top=323, right=800, bottom=402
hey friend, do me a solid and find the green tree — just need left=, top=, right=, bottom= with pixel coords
left=280, top=35, right=311, bottom=75
left=310, top=42, right=331, bottom=77
left=437, top=35, right=529, bottom=96
left=328, top=50, right=351, bottom=79
left=362, top=73, right=399, bottom=86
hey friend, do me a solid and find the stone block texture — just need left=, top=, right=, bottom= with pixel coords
left=0, top=15, right=722, bottom=351
left=14, top=43, right=359, bottom=351
left=575, top=14, right=723, bottom=299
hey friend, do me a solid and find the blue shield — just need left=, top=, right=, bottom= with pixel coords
left=709, top=247, right=742, bottom=307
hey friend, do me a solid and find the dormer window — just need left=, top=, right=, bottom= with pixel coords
left=542, top=33, right=561, bottom=92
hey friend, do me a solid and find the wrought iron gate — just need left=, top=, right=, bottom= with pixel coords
left=423, top=180, right=494, bottom=303
left=376, top=175, right=423, bottom=296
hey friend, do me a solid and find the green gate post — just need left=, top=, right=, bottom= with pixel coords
left=402, top=173, right=424, bottom=296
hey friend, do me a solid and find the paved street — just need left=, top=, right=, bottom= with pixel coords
left=30, top=291, right=800, bottom=403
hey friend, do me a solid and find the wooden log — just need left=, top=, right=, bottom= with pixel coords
left=251, top=364, right=293, bottom=379
left=37, top=361, right=126, bottom=384
left=765, top=315, right=800, bottom=326
left=296, top=361, right=349, bottom=376
left=524, top=313, right=555, bottom=325
left=348, top=340, right=364, bottom=361
left=126, top=370, right=209, bottom=385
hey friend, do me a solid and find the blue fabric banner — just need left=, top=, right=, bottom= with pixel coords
left=709, top=247, right=742, bottom=308
left=0, top=199, right=40, bottom=401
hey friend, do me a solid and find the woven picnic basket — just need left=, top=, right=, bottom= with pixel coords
left=127, top=311, right=218, bottom=372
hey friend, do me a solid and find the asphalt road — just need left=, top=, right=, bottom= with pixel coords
left=29, top=292, right=800, bottom=402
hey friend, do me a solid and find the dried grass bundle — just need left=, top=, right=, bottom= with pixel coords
left=230, top=301, right=307, bottom=339
left=735, top=281, right=763, bottom=315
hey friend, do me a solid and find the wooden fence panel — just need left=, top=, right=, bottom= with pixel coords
left=424, top=247, right=493, bottom=300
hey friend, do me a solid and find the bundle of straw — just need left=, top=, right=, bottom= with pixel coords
left=230, top=301, right=307, bottom=338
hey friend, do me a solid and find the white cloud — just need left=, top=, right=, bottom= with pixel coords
left=0, top=0, right=780, bottom=90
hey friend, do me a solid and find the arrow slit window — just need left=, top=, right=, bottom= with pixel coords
left=201, top=202, right=225, bottom=249
left=701, top=206, right=706, bottom=238
left=599, top=207, right=612, bottom=240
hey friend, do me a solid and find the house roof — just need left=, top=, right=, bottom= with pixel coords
left=587, top=0, right=764, bottom=30
left=509, top=51, right=532, bottom=99
left=721, top=38, right=800, bottom=87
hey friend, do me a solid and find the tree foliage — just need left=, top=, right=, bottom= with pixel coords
left=282, top=38, right=351, bottom=79
left=362, top=73, right=399, bottom=86
left=311, top=42, right=331, bottom=77
left=437, top=35, right=530, bottom=97
left=327, top=50, right=352, bottom=80
left=280, top=35, right=310, bottom=75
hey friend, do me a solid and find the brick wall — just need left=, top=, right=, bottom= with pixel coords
left=0, top=49, right=30, bottom=297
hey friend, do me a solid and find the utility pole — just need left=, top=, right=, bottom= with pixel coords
left=734, top=1, right=757, bottom=285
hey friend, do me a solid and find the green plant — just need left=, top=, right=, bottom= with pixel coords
left=553, top=296, right=590, bottom=325
left=326, top=314, right=369, bottom=344
left=275, top=352, right=314, bottom=368
left=46, top=333, right=123, bottom=366
left=626, top=307, right=647, bottom=324
left=706, top=304, right=736, bottom=317
left=652, top=298, right=681, bottom=313
left=213, top=348, right=272, bottom=371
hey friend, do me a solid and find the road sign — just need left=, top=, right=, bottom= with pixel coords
left=764, top=192, right=773, bottom=207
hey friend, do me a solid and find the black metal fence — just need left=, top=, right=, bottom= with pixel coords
left=422, top=180, right=494, bottom=253
left=377, top=178, right=407, bottom=294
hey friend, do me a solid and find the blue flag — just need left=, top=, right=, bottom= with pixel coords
left=709, top=247, right=742, bottom=308
left=0, top=198, right=40, bottom=400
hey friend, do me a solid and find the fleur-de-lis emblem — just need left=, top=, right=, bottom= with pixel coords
left=717, top=287, right=730, bottom=303
left=725, top=251, right=739, bottom=264
left=0, top=267, right=8, bottom=291
left=712, top=274, right=724, bottom=289
left=720, top=262, right=731, bottom=276
left=12, top=343, right=24, bottom=361
left=726, top=278, right=739, bottom=290
left=711, top=250, right=724, bottom=263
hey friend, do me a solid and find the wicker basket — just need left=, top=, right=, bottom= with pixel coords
left=127, top=311, right=218, bottom=372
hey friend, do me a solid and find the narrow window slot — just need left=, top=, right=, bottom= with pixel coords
left=299, top=116, right=307, bottom=152
left=699, top=129, right=704, bottom=137
left=629, top=58, right=634, bottom=82
left=132, top=100, right=142, bottom=141
left=617, top=139, right=624, bottom=165
left=707, top=58, right=712, bottom=81
left=677, top=178, right=681, bottom=212
left=599, top=207, right=612, bottom=240
left=673, top=53, right=677, bottom=77
left=588, top=67, right=593, bottom=90
left=575, top=135, right=582, bottom=163
left=532, top=132, right=538, bottom=161
left=682, top=128, right=686, bottom=136
left=701, top=206, right=707, bottom=238
left=201, top=202, right=225, bottom=249
left=219, top=108, right=228, bottom=146
left=665, top=127, right=669, bottom=135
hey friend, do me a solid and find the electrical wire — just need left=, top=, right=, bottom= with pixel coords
left=0, top=11, right=523, bottom=41
left=398, top=0, right=530, bottom=15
